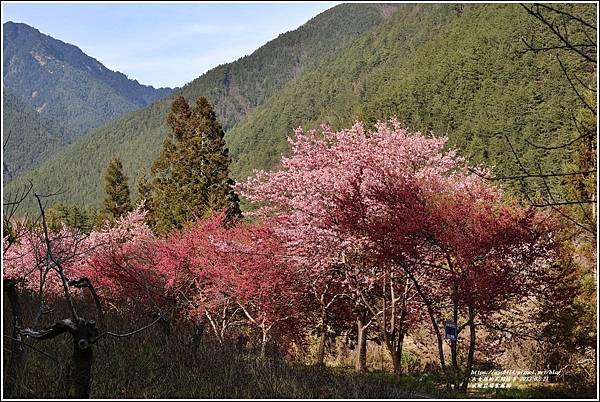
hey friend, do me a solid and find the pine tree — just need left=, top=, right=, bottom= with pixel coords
left=103, top=156, right=133, bottom=219
left=150, top=96, right=241, bottom=235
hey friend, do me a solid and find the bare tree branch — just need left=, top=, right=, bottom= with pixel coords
left=3, top=335, right=60, bottom=363
left=536, top=3, right=596, bottom=31
left=556, top=53, right=596, bottom=114
left=521, top=3, right=596, bottom=63
left=68, top=277, right=103, bottom=323
left=18, top=319, right=77, bottom=340
left=93, top=315, right=164, bottom=341
left=34, top=193, right=79, bottom=319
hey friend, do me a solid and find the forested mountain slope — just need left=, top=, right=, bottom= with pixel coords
left=3, top=89, right=75, bottom=182
left=226, top=3, right=591, bottom=182
left=6, top=3, right=594, bottom=212
left=4, top=3, right=401, bottom=211
left=3, top=21, right=172, bottom=136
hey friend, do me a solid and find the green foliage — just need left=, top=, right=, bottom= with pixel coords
left=103, top=157, right=133, bottom=220
left=148, top=96, right=241, bottom=235
left=563, top=90, right=596, bottom=226
left=226, top=3, right=593, bottom=186
left=3, top=4, right=397, bottom=213
left=538, top=238, right=596, bottom=391
left=46, top=203, right=103, bottom=234
left=5, top=4, right=595, bottom=215
left=2, top=90, right=75, bottom=182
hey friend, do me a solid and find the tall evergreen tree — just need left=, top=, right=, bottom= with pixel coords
left=150, top=96, right=241, bottom=235
left=103, top=156, right=133, bottom=219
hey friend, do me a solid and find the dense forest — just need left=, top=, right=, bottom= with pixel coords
left=3, top=90, right=75, bottom=182
left=2, top=2, right=597, bottom=400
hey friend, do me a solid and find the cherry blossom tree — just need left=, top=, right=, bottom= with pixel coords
left=241, top=119, right=559, bottom=381
left=82, top=203, right=165, bottom=313
left=376, top=171, right=559, bottom=390
left=3, top=199, right=164, bottom=398
left=154, top=212, right=239, bottom=344
left=155, top=212, right=308, bottom=357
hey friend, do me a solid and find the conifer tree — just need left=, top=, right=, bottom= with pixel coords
left=150, top=96, right=241, bottom=235
left=103, top=156, right=133, bottom=219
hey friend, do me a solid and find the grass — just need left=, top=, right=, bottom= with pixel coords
left=3, top=296, right=595, bottom=399
left=3, top=299, right=423, bottom=399
left=4, top=331, right=423, bottom=398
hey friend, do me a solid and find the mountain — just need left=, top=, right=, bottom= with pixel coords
left=3, top=21, right=172, bottom=136
left=225, top=3, right=591, bottom=182
left=6, top=3, right=593, bottom=213
left=4, top=3, right=401, bottom=211
left=2, top=89, right=76, bottom=182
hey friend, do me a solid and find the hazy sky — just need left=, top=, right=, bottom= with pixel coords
left=2, top=2, right=338, bottom=88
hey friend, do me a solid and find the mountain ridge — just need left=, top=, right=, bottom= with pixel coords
left=5, top=3, right=592, bottom=213
left=3, top=89, right=76, bottom=182
left=3, top=21, right=172, bottom=136
left=4, top=3, right=401, bottom=211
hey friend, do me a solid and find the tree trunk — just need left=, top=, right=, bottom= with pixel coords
left=377, top=307, right=399, bottom=374
left=355, top=314, right=367, bottom=372
left=5, top=281, right=26, bottom=397
left=451, top=291, right=459, bottom=390
left=460, top=312, right=476, bottom=393
left=405, top=269, right=448, bottom=383
left=70, top=338, right=93, bottom=398
left=159, top=317, right=171, bottom=339
left=192, top=321, right=204, bottom=350
left=380, top=324, right=399, bottom=374
left=68, top=319, right=98, bottom=399
left=315, top=310, right=327, bottom=366
left=394, top=317, right=406, bottom=375
left=260, top=329, right=269, bottom=359
left=316, top=329, right=327, bottom=366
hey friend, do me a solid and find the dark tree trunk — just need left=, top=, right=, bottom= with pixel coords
left=192, top=321, right=204, bottom=348
left=386, top=338, right=400, bottom=374
left=190, top=320, right=205, bottom=363
left=450, top=339, right=459, bottom=390
left=68, top=319, right=98, bottom=399
left=394, top=315, right=406, bottom=375
left=451, top=291, right=459, bottom=390
left=5, top=281, right=26, bottom=397
left=355, top=313, right=367, bottom=372
left=381, top=326, right=399, bottom=374
left=70, top=338, right=93, bottom=398
left=404, top=268, right=449, bottom=384
left=461, top=311, right=476, bottom=393
left=159, top=317, right=171, bottom=339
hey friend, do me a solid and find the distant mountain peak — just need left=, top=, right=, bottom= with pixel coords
left=3, top=20, right=172, bottom=136
left=2, top=20, right=173, bottom=182
left=3, top=3, right=401, bottom=210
